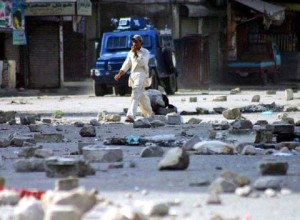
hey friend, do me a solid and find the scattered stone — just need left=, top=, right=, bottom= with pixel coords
left=267, top=124, right=295, bottom=134
left=231, top=119, right=253, bottom=130
left=78, top=142, right=95, bottom=154
left=44, top=157, right=94, bottom=178
left=42, top=119, right=52, bottom=124
left=206, top=191, right=222, bottom=205
left=139, top=201, right=169, bottom=216
left=189, top=97, right=197, bottom=102
left=18, top=145, right=42, bottom=158
left=186, top=118, right=202, bottom=124
left=140, top=145, right=164, bottom=157
left=74, top=121, right=84, bottom=127
left=266, top=90, right=276, bottom=95
left=251, top=95, right=260, bottom=102
left=90, top=119, right=100, bottom=126
left=148, top=115, right=167, bottom=123
left=212, top=120, right=230, bottom=130
left=34, top=133, right=64, bottom=143
left=280, top=188, right=292, bottom=195
left=213, top=96, right=227, bottom=102
left=253, top=176, right=283, bottom=190
left=213, top=107, right=227, bottom=114
left=195, top=107, right=209, bottom=114
left=82, top=145, right=123, bottom=163
left=13, top=158, right=45, bottom=172
left=0, top=189, right=21, bottom=205
left=158, top=147, right=189, bottom=170
left=189, top=179, right=210, bottom=187
left=79, top=126, right=96, bottom=137
left=166, top=113, right=183, bottom=125
left=0, top=138, right=10, bottom=148
left=42, top=187, right=97, bottom=215
left=193, top=140, right=234, bottom=155
left=241, top=145, right=258, bottom=155
left=285, top=106, right=298, bottom=112
left=133, top=118, right=151, bottom=128
left=258, top=159, right=288, bottom=175
left=285, top=89, right=293, bottom=101
left=209, top=177, right=236, bottom=193
left=230, top=87, right=241, bottom=94
left=183, top=135, right=201, bottom=151
left=0, top=111, right=16, bottom=124
left=14, top=197, right=44, bottom=220
left=254, top=129, right=273, bottom=144
left=150, top=119, right=165, bottom=127
left=265, top=188, right=276, bottom=198
left=55, top=177, right=79, bottom=191
left=20, top=115, right=36, bottom=125
left=235, top=185, right=252, bottom=197
left=240, top=102, right=283, bottom=113
left=11, top=136, right=35, bottom=147
left=105, top=114, right=121, bottom=122
left=34, top=148, right=54, bottom=158
left=222, top=108, right=241, bottom=120
left=44, top=205, right=81, bottom=220
left=28, top=124, right=41, bottom=132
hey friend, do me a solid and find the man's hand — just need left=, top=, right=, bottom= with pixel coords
left=114, top=70, right=125, bottom=81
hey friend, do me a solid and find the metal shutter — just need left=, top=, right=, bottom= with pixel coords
left=27, top=20, right=59, bottom=89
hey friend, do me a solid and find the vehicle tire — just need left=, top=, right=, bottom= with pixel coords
left=94, top=81, right=106, bottom=96
left=163, top=48, right=176, bottom=74
left=149, top=69, right=158, bottom=90
left=115, top=86, right=127, bottom=96
left=163, top=74, right=177, bottom=95
left=261, top=72, right=268, bottom=86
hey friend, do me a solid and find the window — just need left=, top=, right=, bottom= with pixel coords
left=106, top=36, right=127, bottom=50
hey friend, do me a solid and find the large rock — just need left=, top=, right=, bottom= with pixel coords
left=158, top=147, right=189, bottom=170
left=79, top=126, right=96, bottom=137
left=222, top=108, right=241, bottom=120
left=258, top=160, right=289, bottom=175
left=13, top=158, right=45, bottom=172
left=44, top=205, right=81, bottom=220
left=140, top=145, right=164, bottom=157
left=193, top=140, right=234, bottom=155
left=44, top=157, right=95, bottom=178
left=14, top=197, right=44, bottom=220
left=82, top=145, right=123, bottom=163
left=285, top=89, right=293, bottom=101
left=42, top=187, right=97, bottom=215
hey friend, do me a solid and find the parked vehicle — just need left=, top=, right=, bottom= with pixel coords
left=90, top=17, right=177, bottom=96
left=227, top=42, right=281, bottom=85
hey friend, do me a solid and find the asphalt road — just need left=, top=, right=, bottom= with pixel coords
left=0, top=88, right=300, bottom=220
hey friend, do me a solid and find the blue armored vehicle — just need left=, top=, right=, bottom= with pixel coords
left=90, top=17, right=177, bottom=96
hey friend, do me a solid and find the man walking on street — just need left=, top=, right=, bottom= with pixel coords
left=114, top=35, right=154, bottom=123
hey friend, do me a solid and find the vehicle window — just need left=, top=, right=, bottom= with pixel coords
left=107, top=36, right=127, bottom=49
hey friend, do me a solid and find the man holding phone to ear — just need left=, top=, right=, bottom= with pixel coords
left=114, top=35, right=154, bottom=123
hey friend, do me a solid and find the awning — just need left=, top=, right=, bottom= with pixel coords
left=25, top=0, right=92, bottom=16
left=180, top=4, right=226, bottom=18
left=234, top=0, right=285, bottom=25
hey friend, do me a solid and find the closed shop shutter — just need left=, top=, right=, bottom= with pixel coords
left=27, top=20, right=59, bottom=89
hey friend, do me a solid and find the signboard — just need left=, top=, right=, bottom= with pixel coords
left=25, top=2, right=76, bottom=16
left=0, top=0, right=13, bottom=28
left=77, top=0, right=91, bottom=16
left=12, top=0, right=26, bottom=45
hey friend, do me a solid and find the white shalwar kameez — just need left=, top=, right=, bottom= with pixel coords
left=120, top=47, right=153, bottom=118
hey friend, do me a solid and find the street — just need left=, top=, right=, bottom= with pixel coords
left=0, top=87, right=299, bottom=220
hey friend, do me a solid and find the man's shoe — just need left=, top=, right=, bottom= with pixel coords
left=125, top=116, right=134, bottom=123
